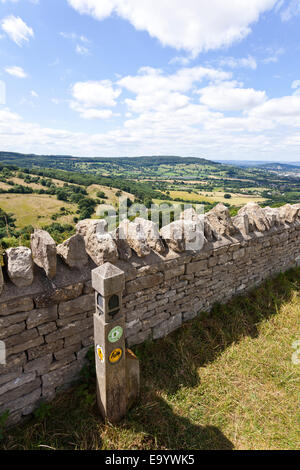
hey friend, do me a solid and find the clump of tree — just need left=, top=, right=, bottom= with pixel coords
left=42, top=223, right=75, bottom=244
left=77, top=197, right=98, bottom=220
left=0, top=208, right=16, bottom=239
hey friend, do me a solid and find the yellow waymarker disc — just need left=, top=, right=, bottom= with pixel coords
left=109, top=348, right=123, bottom=364
left=97, top=345, right=104, bottom=363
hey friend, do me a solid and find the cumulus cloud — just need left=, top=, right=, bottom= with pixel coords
left=4, top=65, right=27, bottom=78
left=67, top=0, right=278, bottom=55
left=219, top=56, right=257, bottom=70
left=291, top=80, right=300, bottom=90
left=2, top=61, right=300, bottom=160
left=71, top=80, right=121, bottom=107
left=198, top=82, right=267, bottom=111
left=280, top=0, right=300, bottom=21
left=1, top=15, right=34, bottom=46
left=70, top=80, right=121, bottom=119
left=248, top=95, right=300, bottom=127
left=75, top=44, right=89, bottom=55
left=69, top=101, right=114, bottom=119
left=118, top=66, right=231, bottom=114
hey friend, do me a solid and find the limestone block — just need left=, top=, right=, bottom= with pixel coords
left=85, top=230, right=118, bottom=266
left=31, top=229, right=57, bottom=279
left=27, top=339, right=64, bottom=361
left=26, top=305, right=58, bottom=329
left=180, top=207, right=215, bottom=242
left=160, top=220, right=204, bottom=253
left=6, top=334, right=44, bottom=357
left=263, top=207, right=281, bottom=228
left=0, top=322, right=25, bottom=341
left=0, top=372, right=36, bottom=399
left=76, top=218, right=107, bottom=239
left=126, top=273, right=163, bottom=294
left=279, top=204, right=300, bottom=224
left=206, top=204, right=237, bottom=237
left=5, top=247, right=34, bottom=287
left=232, top=213, right=249, bottom=235
left=58, top=293, right=94, bottom=318
left=134, top=217, right=165, bottom=254
left=34, top=283, right=83, bottom=308
left=24, top=354, right=53, bottom=375
left=54, top=343, right=82, bottom=362
left=37, top=322, right=57, bottom=336
left=111, top=224, right=132, bottom=261
left=0, top=352, right=27, bottom=375
left=118, top=219, right=151, bottom=257
left=126, top=329, right=151, bottom=347
left=238, top=203, right=270, bottom=233
left=0, top=387, right=41, bottom=416
left=186, top=259, right=208, bottom=274
left=41, top=361, right=82, bottom=390
left=152, top=313, right=182, bottom=340
left=57, top=234, right=89, bottom=268
left=164, top=264, right=185, bottom=280
left=0, top=297, right=34, bottom=317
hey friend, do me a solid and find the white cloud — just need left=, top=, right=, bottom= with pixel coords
left=71, top=80, right=121, bottom=107
left=30, top=90, right=38, bottom=97
left=75, top=44, right=89, bottom=55
left=0, top=81, right=5, bottom=104
left=60, top=32, right=89, bottom=42
left=198, top=82, right=267, bottom=111
left=291, top=80, right=300, bottom=89
left=219, top=56, right=257, bottom=70
left=118, top=66, right=231, bottom=114
left=169, top=56, right=192, bottom=66
left=4, top=65, right=27, bottom=78
left=69, top=101, right=114, bottom=119
left=280, top=0, right=300, bottom=21
left=119, top=66, right=231, bottom=96
left=2, top=62, right=300, bottom=160
left=70, top=80, right=121, bottom=119
left=249, top=95, right=300, bottom=127
left=67, top=0, right=278, bottom=55
left=1, top=15, right=34, bottom=46
left=262, top=47, right=285, bottom=64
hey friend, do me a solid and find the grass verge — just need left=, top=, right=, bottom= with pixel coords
left=1, top=269, right=300, bottom=450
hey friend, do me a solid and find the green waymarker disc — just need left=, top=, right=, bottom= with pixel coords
left=108, top=326, right=123, bottom=343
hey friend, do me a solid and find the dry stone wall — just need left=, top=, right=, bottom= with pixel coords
left=1, top=202, right=300, bottom=425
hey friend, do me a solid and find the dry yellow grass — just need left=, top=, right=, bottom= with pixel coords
left=9, top=177, right=45, bottom=191
left=0, top=194, right=76, bottom=228
left=168, top=190, right=265, bottom=206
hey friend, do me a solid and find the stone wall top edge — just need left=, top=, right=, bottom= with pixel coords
left=0, top=257, right=94, bottom=306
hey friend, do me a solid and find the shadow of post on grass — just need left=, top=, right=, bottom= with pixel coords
left=123, top=268, right=300, bottom=449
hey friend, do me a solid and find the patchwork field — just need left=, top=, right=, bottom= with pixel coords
left=168, top=190, right=266, bottom=206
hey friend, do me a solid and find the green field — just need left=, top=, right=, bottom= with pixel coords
left=2, top=269, right=299, bottom=450
left=1, top=153, right=300, bottom=248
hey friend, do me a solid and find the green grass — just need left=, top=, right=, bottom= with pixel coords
left=1, top=269, right=300, bottom=450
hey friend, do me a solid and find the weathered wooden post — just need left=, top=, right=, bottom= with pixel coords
left=92, top=262, right=139, bottom=423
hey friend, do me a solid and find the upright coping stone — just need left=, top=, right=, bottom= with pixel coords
left=92, top=262, right=127, bottom=423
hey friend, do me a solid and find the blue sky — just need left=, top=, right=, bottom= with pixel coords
left=0, top=0, right=300, bottom=160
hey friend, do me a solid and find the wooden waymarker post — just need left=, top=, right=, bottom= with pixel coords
left=92, top=262, right=135, bottom=423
